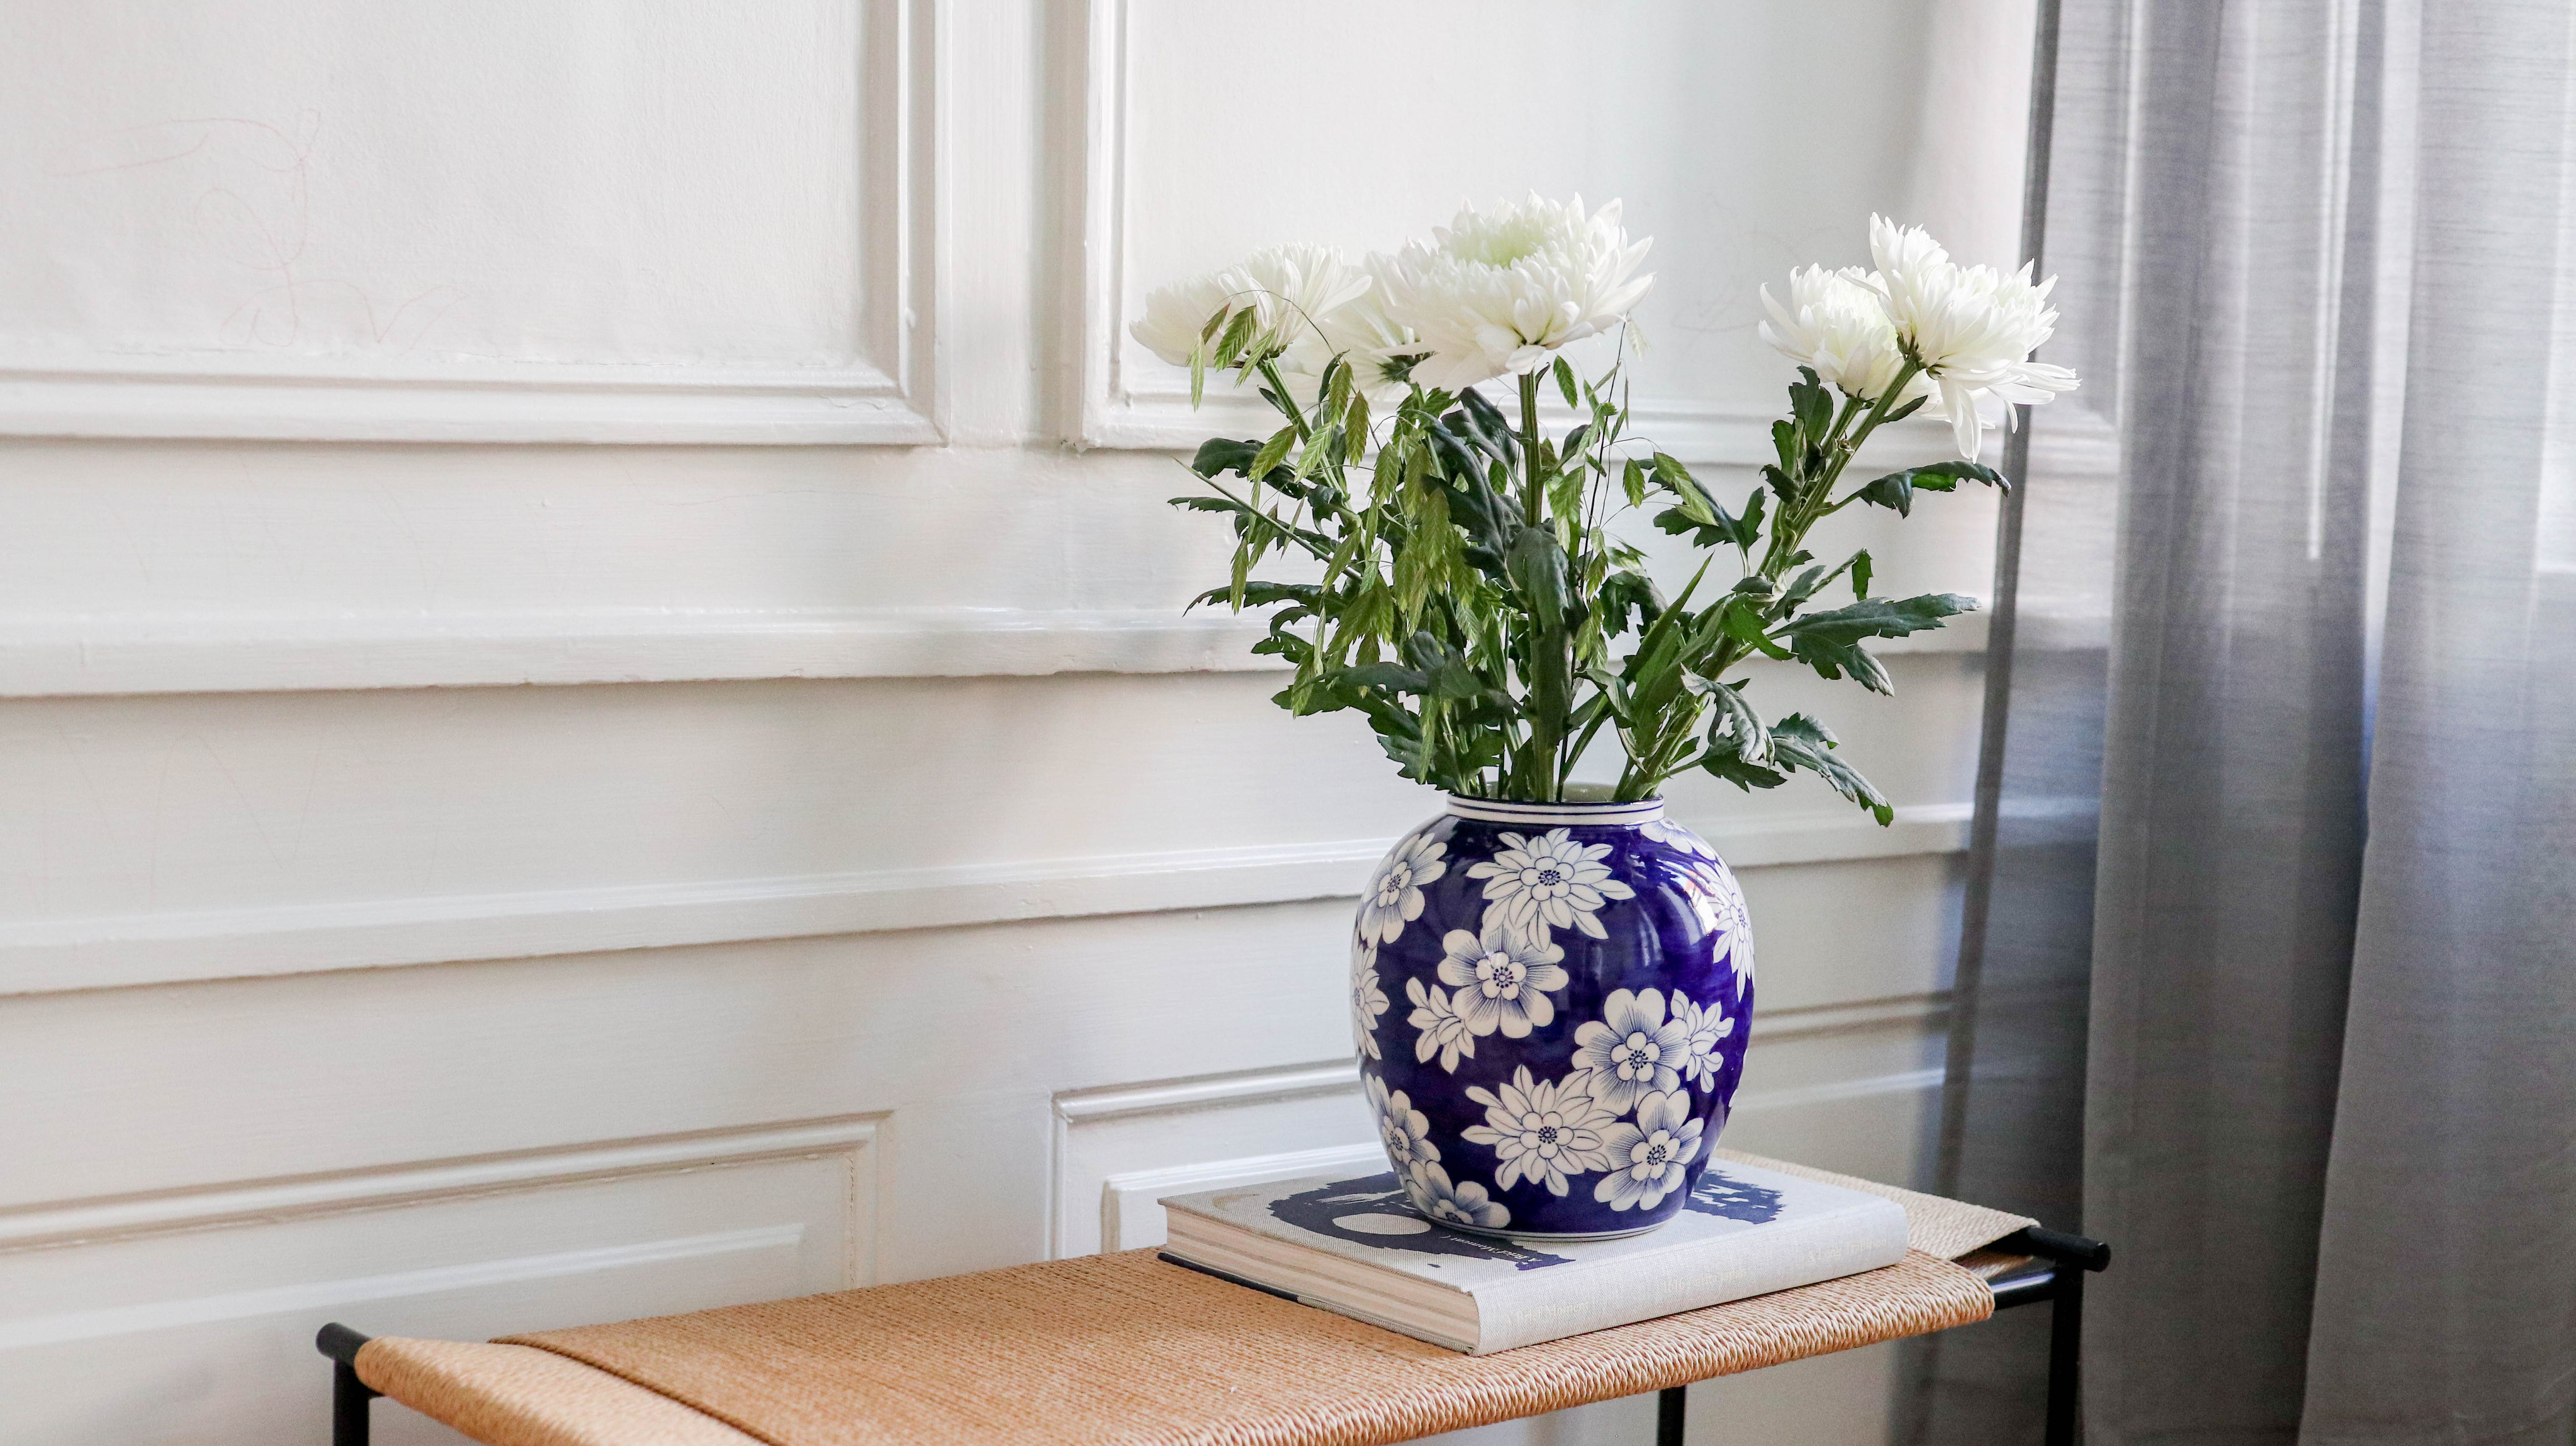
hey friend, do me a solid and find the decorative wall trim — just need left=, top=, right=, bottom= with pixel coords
left=0, top=605, right=1989, bottom=698
left=1731, top=1066, right=1947, bottom=1116
left=1066, top=0, right=1961, bottom=468
left=0, top=1225, right=805, bottom=1349
left=0, top=606, right=1281, bottom=698
left=1098, top=1142, right=1385, bottom=1252
left=0, top=0, right=941, bottom=446
left=1750, top=992, right=1950, bottom=1043
left=1055, top=1060, right=1361, bottom=1126
left=0, top=804, right=1970, bottom=997
left=0, top=1114, right=882, bottom=1253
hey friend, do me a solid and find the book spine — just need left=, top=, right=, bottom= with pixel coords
left=1466, top=1204, right=1910, bottom=1354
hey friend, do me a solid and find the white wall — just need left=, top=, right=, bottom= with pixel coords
left=0, top=2, right=2032, bottom=1442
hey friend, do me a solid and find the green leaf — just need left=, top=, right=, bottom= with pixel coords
left=1652, top=453, right=1721, bottom=527
left=1248, top=424, right=1298, bottom=483
left=1622, top=458, right=1648, bottom=508
left=1705, top=680, right=1770, bottom=767
left=1768, top=712, right=1894, bottom=824
left=1190, top=437, right=1261, bottom=479
left=1790, top=367, right=1833, bottom=444
left=1851, top=459, right=2008, bottom=517
left=1213, top=306, right=1259, bottom=367
left=1852, top=549, right=1873, bottom=599
left=1774, top=592, right=1978, bottom=693
left=1506, top=526, right=1572, bottom=628
left=1554, top=355, right=1580, bottom=410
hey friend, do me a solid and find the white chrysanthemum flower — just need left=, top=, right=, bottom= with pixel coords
left=1865, top=216, right=2080, bottom=461
left=1373, top=194, right=1654, bottom=390
left=1129, top=244, right=1373, bottom=373
left=1593, top=1089, right=1704, bottom=1211
left=1572, top=988, right=1689, bottom=1115
left=1758, top=265, right=1927, bottom=404
left=1131, top=271, right=1241, bottom=369
left=1463, top=1065, right=1620, bottom=1196
left=1436, top=915, right=1571, bottom=1039
left=1279, top=284, right=1420, bottom=407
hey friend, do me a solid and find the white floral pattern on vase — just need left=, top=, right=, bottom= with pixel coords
left=1466, top=827, right=1636, bottom=944
left=1593, top=1090, right=1705, bottom=1211
left=1673, top=995, right=1736, bottom=1090
left=1435, top=916, right=1569, bottom=1038
left=1638, top=816, right=1716, bottom=858
left=1571, top=988, right=1689, bottom=1115
left=1404, top=977, right=1477, bottom=1072
left=1367, top=1073, right=1440, bottom=1170
left=1679, top=858, right=1756, bottom=988
left=1351, top=942, right=1388, bottom=1061
left=1359, top=796, right=1755, bottom=1237
left=1461, top=1065, right=1619, bottom=1196
left=1356, top=831, right=1448, bottom=946
left=1402, top=1159, right=1512, bottom=1231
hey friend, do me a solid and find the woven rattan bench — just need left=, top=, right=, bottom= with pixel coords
left=314, top=1152, right=2106, bottom=1446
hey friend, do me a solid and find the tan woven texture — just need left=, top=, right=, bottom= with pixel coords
left=355, top=1339, right=765, bottom=1446
left=356, top=1152, right=2034, bottom=1446
left=1710, top=1150, right=2036, bottom=1260
left=493, top=1249, right=1991, bottom=1446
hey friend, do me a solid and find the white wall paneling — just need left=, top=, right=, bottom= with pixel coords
left=0, top=1135, right=873, bottom=1446
left=1070, top=0, right=1971, bottom=466
left=0, top=0, right=942, bottom=444
left=0, top=0, right=2042, bottom=1440
left=0, top=800, right=1967, bottom=997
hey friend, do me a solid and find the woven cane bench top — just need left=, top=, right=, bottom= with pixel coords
left=352, top=1152, right=2034, bottom=1446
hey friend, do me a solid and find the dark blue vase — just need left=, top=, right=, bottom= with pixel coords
left=1350, top=795, right=1755, bottom=1238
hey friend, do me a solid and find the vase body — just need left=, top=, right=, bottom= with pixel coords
left=1351, top=794, right=1756, bottom=1239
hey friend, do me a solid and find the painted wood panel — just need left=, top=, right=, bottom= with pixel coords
left=0, top=0, right=2038, bottom=1441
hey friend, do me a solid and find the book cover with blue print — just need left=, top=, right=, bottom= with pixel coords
left=1159, top=1156, right=1908, bottom=1353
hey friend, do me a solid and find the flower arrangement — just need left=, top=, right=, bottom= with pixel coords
left=1141, top=199, right=2076, bottom=812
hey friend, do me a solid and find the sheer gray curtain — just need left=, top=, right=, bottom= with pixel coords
left=1920, top=0, right=2576, bottom=1442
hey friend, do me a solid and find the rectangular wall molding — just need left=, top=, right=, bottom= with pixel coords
left=0, top=0, right=941, bottom=446
left=1066, top=0, right=1962, bottom=469
left=0, top=804, right=1970, bottom=997
left=0, top=1113, right=882, bottom=1253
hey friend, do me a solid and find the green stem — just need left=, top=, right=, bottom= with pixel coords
left=1256, top=358, right=1312, bottom=441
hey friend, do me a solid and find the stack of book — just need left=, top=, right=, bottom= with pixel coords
left=1159, top=1158, right=1908, bottom=1354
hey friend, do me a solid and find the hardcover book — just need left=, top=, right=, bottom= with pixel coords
left=1159, top=1158, right=1909, bottom=1354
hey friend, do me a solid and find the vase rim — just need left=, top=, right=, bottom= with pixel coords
left=1444, top=793, right=1666, bottom=826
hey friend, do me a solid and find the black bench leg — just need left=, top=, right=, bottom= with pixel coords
left=2043, top=1261, right=2083, bottom=1446
left=333, top=1359, right=375, bottom=1446
left=319, top=1323, right=379, bottom=1446
left=1656, top=1384, right=1687, bottom=1446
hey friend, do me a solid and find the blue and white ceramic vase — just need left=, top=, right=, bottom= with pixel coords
left=1350, top=794, right=1756, bottom=1239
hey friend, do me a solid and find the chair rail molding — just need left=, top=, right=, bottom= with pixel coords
left=0, top=803, right=1970, bottom=997
left=0, top=0, right=941, bottom=446
left=0, top=605, right=1984, bottom=699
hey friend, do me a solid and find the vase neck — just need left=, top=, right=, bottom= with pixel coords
left=1444, top=794, right=1665, bottom=826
